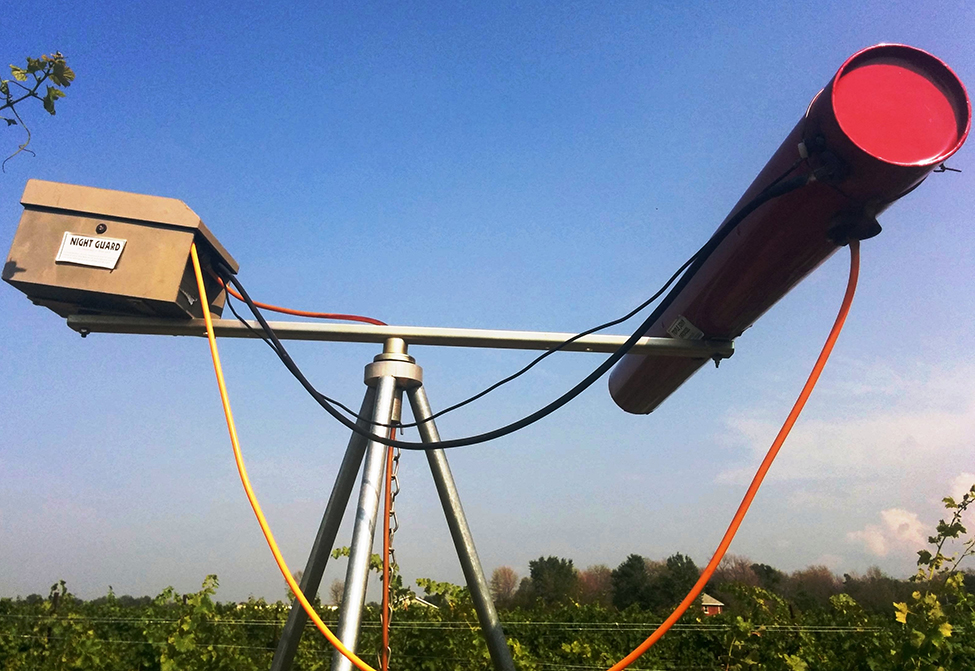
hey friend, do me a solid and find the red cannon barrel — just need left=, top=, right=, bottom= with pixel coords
left=609, top=44, right=970, bottom=414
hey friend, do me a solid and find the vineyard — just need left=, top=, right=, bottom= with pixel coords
left=2, top=570, right=972, bottom=671
left=2, top=491, right=973, bottom=671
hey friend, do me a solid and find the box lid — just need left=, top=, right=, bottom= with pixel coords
left=21, top=179, right=239, bottom=273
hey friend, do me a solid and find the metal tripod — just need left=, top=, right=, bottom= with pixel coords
left=67, top=312, right=732, bottom=671
left=269, top=337, right=516, bottom=671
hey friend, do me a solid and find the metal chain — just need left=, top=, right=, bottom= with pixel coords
left=380, top=445, right=402, bottom=670
left=388, top=447, right=401, bottom=566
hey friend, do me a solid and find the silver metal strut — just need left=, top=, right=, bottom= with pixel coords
left=330, top=368, right=401, bottom=671
left=270, top=337, right=516, bottom=671
left=408, top=384, right=516, bottom=671
left=269, top=387, right=376, bottom=671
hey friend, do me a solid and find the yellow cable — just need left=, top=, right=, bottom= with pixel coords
left=189, top=243, right=379, bottom=671
left=192, top=239, right=860, bottom=671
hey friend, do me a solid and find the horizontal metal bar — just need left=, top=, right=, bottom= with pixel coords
left=66, top=315, right=734, bottom=358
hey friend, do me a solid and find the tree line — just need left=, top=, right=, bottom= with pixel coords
left=488, top=551, right=929, bottom=616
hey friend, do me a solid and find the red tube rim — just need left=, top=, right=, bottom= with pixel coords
left=831, top=43, right=971, bottom=167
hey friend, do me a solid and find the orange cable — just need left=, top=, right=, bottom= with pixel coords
left=607, top=239, right=860, bottom=671
left=212, top=271, right=387, bottom=325
left=194, top=237, right=860, bottom=671
left=381, top=433, right=396, bottom=671
left=189, top=243, right=380, bottom=671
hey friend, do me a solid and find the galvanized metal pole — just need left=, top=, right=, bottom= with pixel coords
left=331, top=349, right=402, bottom=671
left=270, top=386, right=376, bottom=671
left=407, top=385, right=516, bottom=671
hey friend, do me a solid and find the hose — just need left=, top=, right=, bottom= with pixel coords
left=609, top=239, right=860, bottom=669
left=192, top=237, right=860, bottom=671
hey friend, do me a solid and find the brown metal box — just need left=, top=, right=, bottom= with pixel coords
left=2, top=179, right=238, bottom=319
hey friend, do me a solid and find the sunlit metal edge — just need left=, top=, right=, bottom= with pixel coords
left=66, top=315, right=734, bottom=358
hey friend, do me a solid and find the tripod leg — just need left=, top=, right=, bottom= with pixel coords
left=407, top=385, right=516, bottom=671
left=270, top=386, right=377, bottom=671
left=331, top=374, right=399, bottom=671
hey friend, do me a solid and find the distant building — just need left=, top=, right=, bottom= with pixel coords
left=701, top=593, right=724, bottom=616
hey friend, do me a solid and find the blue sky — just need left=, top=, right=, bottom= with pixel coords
left=2, top=1, right=974, bottom=602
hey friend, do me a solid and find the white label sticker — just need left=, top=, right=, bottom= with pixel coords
left=666, top=315, right=705, bottom=340
left=55, top=232, right=126, bottom=270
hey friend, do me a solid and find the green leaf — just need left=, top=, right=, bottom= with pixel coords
left=3, top=117, right=16, bottom=126
left=939, top=622, right=952, bottom=638
left=946, top=572, right=965, bottom=590
left=894, top=602, right=909, bottom=624
left=172, top=632, right=196, bottom=652
left=50, top=60, right=75, bottom=87
left=9, top=65, right=28, bottom=81
left=43, top=86, right=65, bottom=115
left=936, top=520, right=965, bottom=539
left=783, top=654, right=809, bottom=671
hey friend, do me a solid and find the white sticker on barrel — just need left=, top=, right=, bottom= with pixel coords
left=55, top=232, right=126, bottom=270
left=667, top=315, right=704, bottom=340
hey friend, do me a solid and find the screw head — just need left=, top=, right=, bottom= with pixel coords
left=95, top=223, right=107, bottom=234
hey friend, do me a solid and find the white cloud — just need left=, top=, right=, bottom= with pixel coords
left=847, top=525, right=887, bottom=556
left=880, top=508, right=925, bottom=546
left=847, top=508, right=925, bottom=557
left=716, top=363, right=975, bottom=485
left=950, top=472, right=975, bottom=501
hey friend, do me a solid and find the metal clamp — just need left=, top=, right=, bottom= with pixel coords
left=364, top=338, right=423, bottom=388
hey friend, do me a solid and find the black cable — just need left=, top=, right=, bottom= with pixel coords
left=396, top=157, right=807, bottom=429
left=404, top=156, right=801, bottom=427
left=224, top=291, right=375, bottom=421
left=392, top=252, right=698, bottom=428
left=225, top=253, right=697, bottom=429
left=224, top=293, right=276, bottom=352
left=765, top=157, right=804, bottom=192
left=226, top=162, right=801, bottom=429
left=225, top=158, right=808, bottom=431
left=220, top=169, right=813, bottom=450
left=414, top=158, right=804, bottom=428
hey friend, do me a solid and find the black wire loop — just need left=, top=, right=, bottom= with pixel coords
left=218, top=167, right=812, bottom=450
